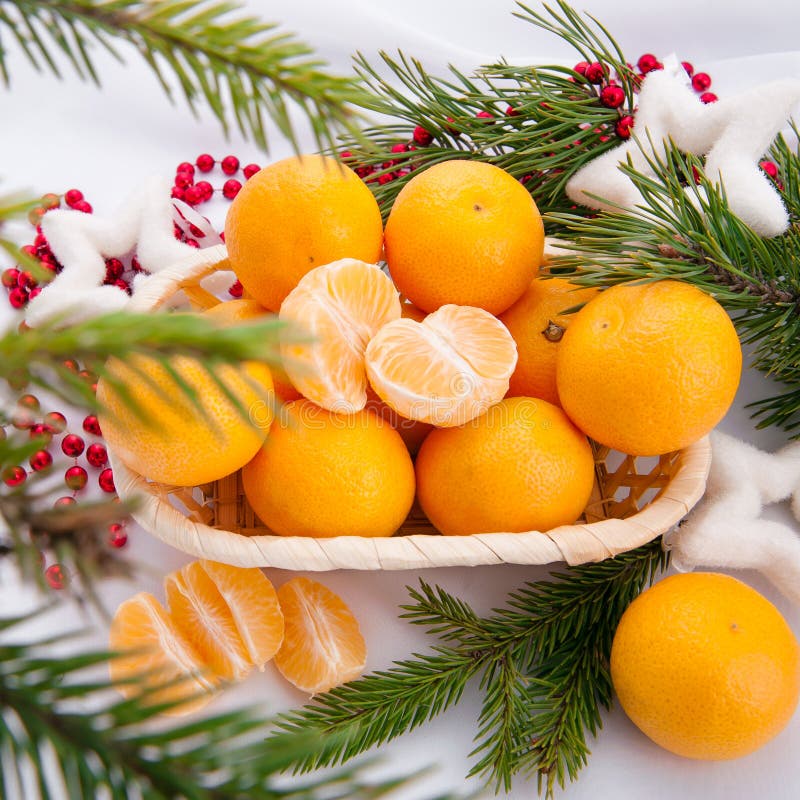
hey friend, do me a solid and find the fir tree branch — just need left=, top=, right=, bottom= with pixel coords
left=0, top=610, right=446, bottom=800
left=545, top=135, right=800, bottom=435
left=269, top=540, right=668, bottom=797
left=337, top=0, right=634, bottom=217
left=0, top=0, right=371, bottom=152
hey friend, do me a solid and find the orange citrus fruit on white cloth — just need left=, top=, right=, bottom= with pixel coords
left=97, top=351, right=273, bottom=486
left=415, top=397, right=594, bottom=535
left=274, top=577, right=366, bottom=694
left=224, top=154, right=384, bottom=311
left=384, top=160, right=544, bottom=315
left=242, top=399, right=415, bottom=538
left=611, top=572, right=800, bottom=760
left=205, top=298, right=300, bottom=403
left=557, top=280, right=742, bottom=456
left=109, top=592, right=218, bottom=714
left=365, top=304, right=518, bottom=427
left=164, top=560, right=284, bottom=682
left=499, top=277, right=598, bottom=406
left=279, top=259, right=401, bottom=412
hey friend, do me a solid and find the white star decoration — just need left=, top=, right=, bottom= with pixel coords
left=26, top=177, right=230, bottom=327
left=666, top=431, right=800, bottom=604
left=566, top=56, right=800, bottom=237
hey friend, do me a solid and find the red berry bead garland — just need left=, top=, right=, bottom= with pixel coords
left=108, top=523, right=128, bottom=548
left=98, top=468, right=116, bottom=493
left=196, top=153, right=215, bottom=172
left=221, top=155, right=240, bottom=175
left=86, top=443, right=108, bottom=468
left=65, top=465, right=88, bottom=491
left=222, top=179, right=242, bottom=199
left=45, top=411, right=68, bottom=433
left=29, top=450, right=53, bottom=472
left=692, top=72, right=712, bottom=93
left=600, top=85, right=625, bottom=109
left=243, top=163, right=260, bottom=179
left=2, top=466, right=26, bottom=487
left=45, top=563, right=66, bottom=590
left=54, top=496, right=76, bottom=508
left=413, top=125, right=433, bottom=146
left=62, top=433, right=85, bottom=457
left=82, top=415, right=102, bottom=436
left=584, top=61, right=606, bottom=84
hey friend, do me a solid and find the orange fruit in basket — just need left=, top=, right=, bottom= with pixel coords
left=499, top=277, right=598, bottom=405
left=109, top=592, right=217, bottom=714
left=205, top=298, right=300, bottom=402
left=242, top=400, right=415, bottom=537
left=366, top=304, right=518, bottom=427
left=224, top=154, right=384, bottom=311
left=98, top=353, right=273, bottom=486
left=556, top=281, right=742, bottom=456
left=611, top=573, right=800, bottom=760
left=274, top=577, right=366, bottom=694
left=280, top=259, right=401, bottom=412
left=415, top=397, right=594, bottom=535
left=384, top=160, right=544, bottom=315
left=165, top=560, right=284, bottom=682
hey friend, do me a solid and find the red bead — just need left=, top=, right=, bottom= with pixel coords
left=86, top=442, right=108, bottom=467
left=600, top=85, right=626, bottom=109
left=505, top=106, right=519, bottom=117
left=45, top=564, right=66, bottom=590
left=692, top=72, right=712, bottom=92
left=65, top=465, right=88, bottom=490
left=82, top=415, right=102, bottom=436
left=760, top=160, right=779, bottom=178
left=54, top=496, right=76, bottom=508
left=188, top=224, right=205, bottom=238
left=573, top=61, right=589, bottom=75
left=18, top=393, right=40, bottom=410
left=62, top=359, right=79, bottom=372
left=221, top=155, right=240, bottom=175
left=98, top=468, right=116, bottom=493
left=682, top=61, right=694, bottom=77
left=413, top=125, right=433, bottom=146
left=44, top=411, right=67, bottom=433
left=196, top=153, right=215, bottom=172
left=105, top=258, right=124, bottom=282
left=113, top=279, right=131, bottom=294
left=8, top=288, right=28, bottom=309
left=11, top=407, right=35, bottom=429
left=174, top=172, right=193, bottom=189
left=243, top=163, right=260, bottom=179
left=28, top=287, right=41, bottom=300
left=339, top=150, right=352, bottom=159
left=171, top=186, right=186, bottom=201
left=109, top=524, right=128, bottom=548
left=377, top=172, right=396, bottom=185
left=2, top=466, right=26, bottom=487
left=475, top=110, right=494, bottom=121
left=195, top=181, right=213, bottom=201
left=2, top=268, right=19, bottom=288
left=222, top=179, right=242, bottom=199
left=177, top=162, right=195, bottom=177
left=228, top=280, right=244, bottom=298
left=184, top=185, right=202, bottom=205
left=29, top=423, right=52, bottom=444
left=74, top=201, right=93, bottom=214
left=637, top=53, right=660, bottom=74
left=64, top=189, right=83, bottom=207
left=584, top=62, right=606, bottom=84
left=355, top=165, right=375, bottom=179
left=700, top=92, right=718, bottom=104
left=184, top=239, right=199, bottom=248
left=62, top=433, right=85, bottom=457
left=17, top=271, right=36, bottom=290
left=29, top=449, right=53, bottom=471
left=41, top=193, right=60, bottom=210
left=391, top=143, right=408, bottom=154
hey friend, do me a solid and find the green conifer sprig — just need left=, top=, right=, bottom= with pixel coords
left=0, top=0, right=371, bottom=152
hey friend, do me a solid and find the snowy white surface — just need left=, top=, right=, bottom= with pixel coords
left=2, top=2, right=800, bottom=798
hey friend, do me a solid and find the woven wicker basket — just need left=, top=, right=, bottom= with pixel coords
left=111, top=245, right=712, bottom=571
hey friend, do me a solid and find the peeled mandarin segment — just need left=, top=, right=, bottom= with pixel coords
left=199, top=560, right=284, bottom=669
left=274, top=577, right=366, bottom=695
left=164, top=562, right=253, bottom=682
left=365, top=304, right=517, bottom=427
left=280, top=259, right=401, bottom=413
left=109, top=592, right=217, bottom=714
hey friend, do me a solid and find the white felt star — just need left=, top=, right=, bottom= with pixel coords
left=26, top=177, right=204, bottom=327
left=566, top=56, right=800, bottom=237
left=666, top=430, right=800, bottom=604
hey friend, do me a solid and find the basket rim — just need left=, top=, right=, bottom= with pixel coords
left=111, top=435, right=711, bottom=571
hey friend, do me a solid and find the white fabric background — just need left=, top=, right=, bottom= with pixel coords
left=2, top=2, right=800, bottom=798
